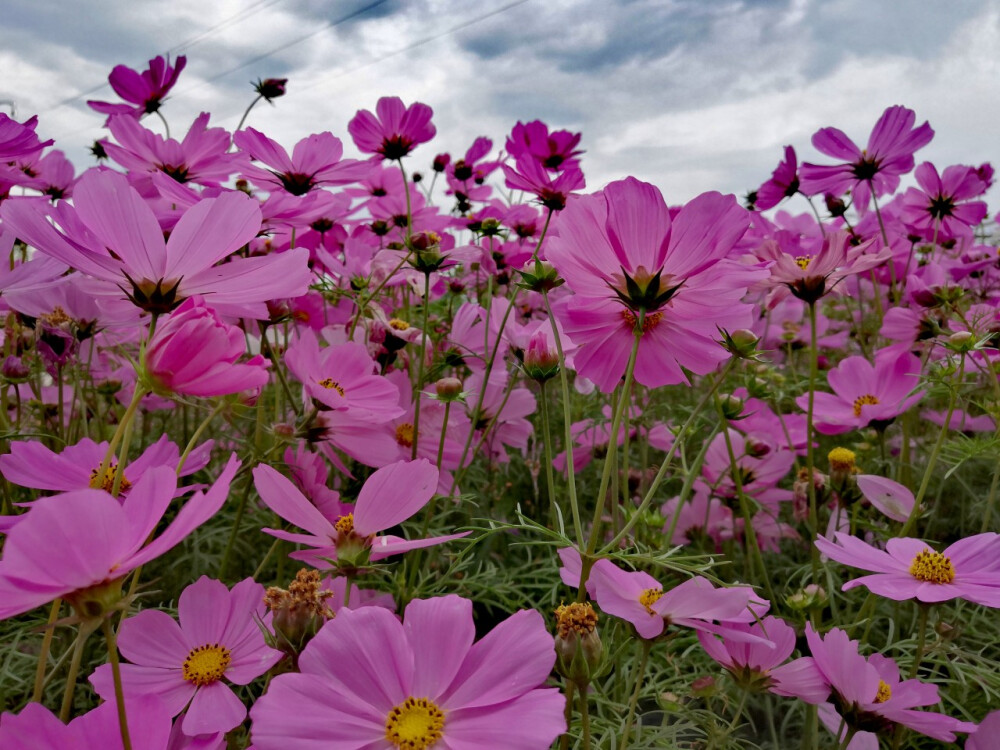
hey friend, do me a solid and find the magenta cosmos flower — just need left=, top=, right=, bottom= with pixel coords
left=757, top=230, right=891, bottom=305
left=753, top=145, right=800, bottom=211
left=284, top=329, right=402, bottom=417
left=804, top=625, right=975, bottom=743
left=145, top=296, right=269, bottom=398
left=697, top=615, right=829, bottom=704
left=88, top=54, right=187, bottom=119
left=799, top=105, right=934, bottom=213
left=502, top=154, right=585, bottom=212
left=347, top=96, right=436, bottom=160
left=0, top=696, right=173, bottom=750
left=582, top=556, right=769, bottom=640
left=0, top=458, right=238, bottom=620
left=103, top=112, right=247, bottom=187
left=250, top=595, right=565, bottom=750
left=0, top=169, right=310, bottom=318
left=0, top=434, right=211, bottom=496
left=815, top=532, right=1000, bottom=606
left=795, top=347, right=924, bottom=434
left=252, top=458, right=468, bottom=568
left=0, top=113, right=52, bottom=162
left=233, top=127, right=370, bottom=196
left=546, top=177, right=766, bottom=392
left=899, top=162, right=990, bottom=242
left=90, top=576, right=283, bottom=737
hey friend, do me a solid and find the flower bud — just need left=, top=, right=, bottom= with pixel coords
left=946, top=331, right=977, bottom=353
left=1, top=355, right=30, bottom=383
left=264, top=569, right=335, bottom=665
left=554, top=602, right=602, bottom=685
left=719, top=394, right=745, bottom=421
left=517, top=260, right=563, bottom=293
left=432, top=153, right=450, bottom=172
left=435, top=377, right=464, bottom=401
left=254, top=77, right=288, bottom=101
left=719, top=328, right=759, bottom=359
left=690, top=675, right=717, bottom=698
left=523, top=331, right=560, bottom=382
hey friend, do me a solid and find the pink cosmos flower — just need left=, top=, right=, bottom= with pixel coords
left=697, top=616, right=829, bottom=704
left=505, top=120, right=584, bottom=171
left=804, top=625, right=975, bottom=742
left=252, top=458, right=468, bottom=568
left=284, top=329, right=402, bottom=417
left=815, top=532, right=1000, bottom=606
left=0, top=114, right=53, bottom=164
left=90, top=576, right=283, bottom=736
left=88, top=54, right=187, bottom=119
left=754, top=145, right=800, bottom=211
left=584, top=557, right=769, bottom=640
left=899, top=162, right=989, bottom=242
left=347, top=96, right=436, bottom=160
left=0, top=434, right=212, bottom=496
left=795, top=347, right=924, bottom=434
left=0, top=696, right=173, bottom=750
left=0, top=458, right=238, bottom=620
left=547, top=177, right=765, bottom=391
left=0, top=169, right=311, bottom=318
left=0, top=225, right=67, bottom=296
left=145, top=297, right=269, bottom=398
left=855, top=474, right=915, bottom=523
left=103, top=113, right=247, bottom=187
left=233, top=128, right=370, bottom=196
left=250, top=595, right=565, bottom=749
left=799, top=106, right=934, bottom=213
left=968, top=710, right=1000, bottom=750
left=662, top=487, right=735, bottom=547
left=502, top=155, right=585, bottom=211
left=757, top=230, right=891, bottom=305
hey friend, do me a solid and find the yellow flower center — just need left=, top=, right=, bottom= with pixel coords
left=909, top=549, right=955, bottom=584
left=41, top=306, right=72, bottom=326
left=555, top=602, right=599, bottom=638
left=795, top=256, right=812, bottom=270
left=639, top=588, right=664, bottom=615
left=874, top=679, right=892, bottom=704
left=852, top=394, right=879, bottom=417
left=396, top=422, right=415, bottom=448
left=620, top=309, right=664, bottom=334
left=89, top=465, right=131, bottom=494
left=182, top=644, right=231, bottom=686
left=827, top=447, right=857, bottom=473
left=385, top=697, right=445, bottom=749
left=389, top=318, right=411, bottom=331
left=334, top=513, right=355, bottom=536
left=318, top=378, right=346, bottom=397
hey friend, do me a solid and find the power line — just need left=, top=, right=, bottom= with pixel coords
left=169, top=0, right=286, bottom=54
left=294, top=0, right=530, bottom=97
left=174, top=0, right=391, bottom=95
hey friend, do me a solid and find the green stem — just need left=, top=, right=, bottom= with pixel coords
left=234, top=93, right=263, bottom=134
left=908, top=603, right=931, bottom=679
left=584, top=318, right=643, bottom=559
left=578, top=684, right=592, bottom=750
left=618, top=641, right=651, bottom=750
left=95, top=386, right=147, bottom=491
left=603, top=360, right=733, bottom=553
left=900, top=353, right=964, bottom=537
left=543, top=291, right=584, bottom=547
left=59, top=623, right=92, bottom=721
left=177, top=402, right=226, bottom=474
left=219, top=478, right=254, bottom=579
left=805, top=302, right=820, bottom=579
left=411, top=271, right=432, bottom=459
left=560, top=680, right=575, bottom=750
left=102, top=618, right=132, bottom=750
left=539, top=381, right=558, bottom=526
left=31, top=599, right=61, bottom=702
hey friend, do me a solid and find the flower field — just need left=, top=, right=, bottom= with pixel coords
left=1, top=53, right=999, bottom=749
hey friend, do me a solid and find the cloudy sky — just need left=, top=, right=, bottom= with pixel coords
left=2, top=0, right=998, bottom=206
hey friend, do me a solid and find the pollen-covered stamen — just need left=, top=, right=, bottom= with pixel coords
left=41, top=306, right=72, bottom=326
left=385, top=697, right=445, bottom=749
left=182, top=643, right=231, bottom=687
left=852, top=394, right=880, bottom=417
left=395, top=422, right=415, bottom=448
left=827, top=447, right=857, bottom=474
left=555, top=602, right=598, bottom=639
left=89, top=464, right=131, bottom=494
left=874, top=679, right=892, bottom=704
left=317, top=378, right=346, bottom=397
left=620, top=309, right=664, bottom=334
left=334, top=513, right=355, bottom=536
left=794, top=256, right=812, bottom=270
left=389, top=318, right=411, bottom=331
left=909, top=549, right=956, bottom=584
left=639, top=587, right=663, bottom=615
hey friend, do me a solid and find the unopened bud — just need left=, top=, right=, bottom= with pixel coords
left=1, top=355, right=30, bottom=383
left=254, top=77, right=288, bottom=101
left=524, top=332, right=560, bottom=382
left=690, top=675, right=717, bottom=698
left=719, top=394, right=745, bottom=421
left=554, top=602, right=602, bottom=685
left=946, top=331, right=976, bottom=352
left=720, top=328, right=759, bottom=359
left=435, top=377, right=464, bottom=401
